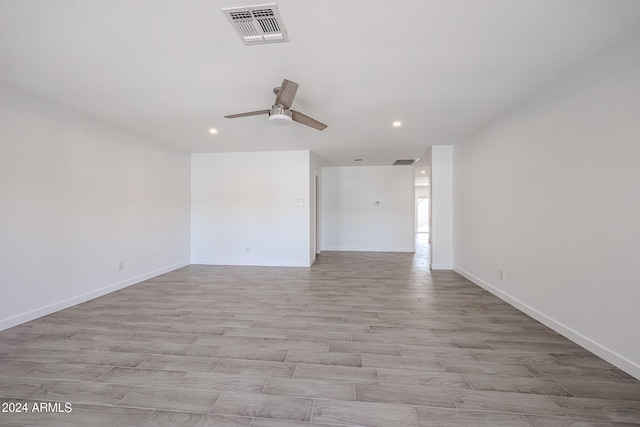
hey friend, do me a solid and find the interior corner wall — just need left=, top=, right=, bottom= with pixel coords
left=191, top=151, right=311, bottom=267
left=0, top=84, right=191, bottom=331
left=452, top=32, right=640, bottom=378
left=320, top=165, right=415, bottom=252
left=430, top=146, right=453, bottom=269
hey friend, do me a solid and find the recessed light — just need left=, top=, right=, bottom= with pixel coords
left=209, top=128, right=218, bottom=134
left=393, top=121, right=402, bottom=127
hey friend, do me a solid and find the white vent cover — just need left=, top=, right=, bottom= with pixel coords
left=222, top=4, right=289, bottom=45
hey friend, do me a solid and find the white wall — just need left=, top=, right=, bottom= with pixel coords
left=191, top=151, right=311, bottom=267
left=0, top=84, right=191, bottom=331
left=430, top=146, right=453, bottom=269
left=453, top=32, right=640, bottom=378
left=321, top=166, right=415, bottom=252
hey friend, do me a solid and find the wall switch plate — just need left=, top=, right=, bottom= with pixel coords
left=117, top=261, right=124, bottom=271
left=499, top=269, right=505, bottom=280
left=297, top=199, right=304, bottom=206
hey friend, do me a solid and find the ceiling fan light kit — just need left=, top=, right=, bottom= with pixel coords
left=269, top=105, right=293, bottom=126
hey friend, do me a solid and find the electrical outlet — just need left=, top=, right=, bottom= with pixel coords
left=117, top=261, right=124, bottom=271
left=499, top=269, right=505, bottom=280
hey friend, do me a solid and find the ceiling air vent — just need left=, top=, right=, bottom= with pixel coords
left=222, top=4, right=289, bottom=45
left=393, top=159, right=417, bottom=166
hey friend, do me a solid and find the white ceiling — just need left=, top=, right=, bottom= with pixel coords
left=2, top=1, right=640, bottom=179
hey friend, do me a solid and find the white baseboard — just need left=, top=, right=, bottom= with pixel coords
left=320, top=246, right=415, bottom=253
left=0, top=261, right=190, bottom=332
left=191, top=258, right=311, bottom=267
left=430, top=264, right=453, bottom=270
left=453, top=265, right=640, bottom=380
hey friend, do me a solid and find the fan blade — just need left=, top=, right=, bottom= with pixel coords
left=224, top=110, right=270, bottom=119
left=275, top=79, right=299, bottom=109
left=291, top=110, right=327, bottom=131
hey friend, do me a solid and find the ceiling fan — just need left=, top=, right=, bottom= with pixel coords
left=224, top=79, right=327, bottom=131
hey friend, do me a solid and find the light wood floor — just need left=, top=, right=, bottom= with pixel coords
left=1, top=236, right=640, bottom=426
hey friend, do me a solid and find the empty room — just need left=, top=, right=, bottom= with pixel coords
left=1, top=1, right=640, bottom=426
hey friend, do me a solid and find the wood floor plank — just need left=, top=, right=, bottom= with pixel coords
left=415, top=407, right=532, bottom=427
left=117, top=386, right=220, bottom=413
left=448, top=389, right=566, bottom=415
left=550, top=396, right=640, bottom=423
left=141, top=411, right=251, bottom=426
left=263, top=377, right=355, bottom=401
left=211, top=392, right=313, bottom=422
left=312, top=399, right=419, bottom=427
left=355, top=382, right=455, bottom=407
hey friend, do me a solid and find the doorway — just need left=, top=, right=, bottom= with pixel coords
left=417, top=197, right=429, bottom=233
left=315, top=174, right=320, bottom=254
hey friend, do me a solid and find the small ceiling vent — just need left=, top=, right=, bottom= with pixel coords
left=393, top=159, right=417, bottom=165
left=222, top=4, right=289, bottom=45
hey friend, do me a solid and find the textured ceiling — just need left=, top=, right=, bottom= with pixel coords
left=2, top=0, right=640, bottom=178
